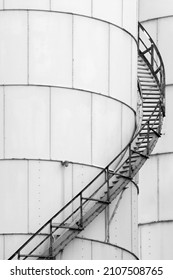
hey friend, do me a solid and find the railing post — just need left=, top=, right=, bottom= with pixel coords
left=49, top=220, right=53, bottom=259
left=129, top=144, right=132, bottom=178
left=151, top=43, right=154, bottom=67
left=17, top=252, right=20, bottom=260
left=147, top=121, right=150, bottom=155
left=80, top=193, right=83, bottom=229
left=106, top=167, right=110, bottom=202
left=159, top=101, right=162, bottom=134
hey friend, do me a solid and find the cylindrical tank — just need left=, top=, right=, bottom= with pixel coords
left=139, top=0, right=173, bottom=259
left=0, top=0, right=138, bottom=260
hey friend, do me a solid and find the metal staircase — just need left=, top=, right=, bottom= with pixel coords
left=8, top=23, right=165, bottom=260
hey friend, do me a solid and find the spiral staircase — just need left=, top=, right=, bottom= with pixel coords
left=8, top=23, right=165, bottom=260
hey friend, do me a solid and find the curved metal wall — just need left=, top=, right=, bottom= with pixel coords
left=0, top=0, right=138, bottom=260
left=139, top=0, right=173, bottom=259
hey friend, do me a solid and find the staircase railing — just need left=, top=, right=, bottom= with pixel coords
left=138, top=22, right=165, bottom=115
left=8, top=23, right=165, bottom=260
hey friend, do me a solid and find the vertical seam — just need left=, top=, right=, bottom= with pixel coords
left=49, top=87, right=52, bottom=159
left=72, top=163, right=74, bottom=214
left=108, top=24, right=110, bottom=96
left=3, top=86, right=5, bottom=158
left=121, top=249, right=123, bottom=260
left=131, top=38, right=133, bottom=107
left=49, top=0, right=51, bottom=11
left=3, top=0, right=5, bottom=10
left=157, top=156, right=160, bottom=221
left=91, top=0, right=93, bottom=17
left=27, top=11, right=30, bottom=85
left=91, top=93, right=93, bottom=165
left=27, top=160, right=30, bottom=233
left=120, top=104, right=123, bottom=152
left=121, top=0, right=124, bottom=27
left=156, top=19, right=159, bottom=65
left=3, top=235, right=5, bottom=259
left=91, top=241, right=93, bottom=260
left=72, top=15, right=74, bottom=89
left=140, top=226, right=142, bottom=259
left=131, top=185, right=133, bottom=252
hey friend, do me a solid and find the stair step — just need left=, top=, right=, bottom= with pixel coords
left=82, top=197, right=110, bottom=204
left=52, top=223, right=80, bottom=230
left=143, top=101, right=159, bottom=104
left=141, top=84, right=158, bottom=88
left=132, top=149, right=149, bottom=157
left=141, top=80, right=156, bottom=83
left=20, top=254, right=45, bottom=259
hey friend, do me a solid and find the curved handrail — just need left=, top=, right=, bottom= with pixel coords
left=8, top=23, right=165, bottom=260
left=138, top=22, right=165, bottom=115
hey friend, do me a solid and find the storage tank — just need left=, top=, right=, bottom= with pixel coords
left=0, top=0, right=138, bottom=260
left=139, top=0, right=173, bottom=259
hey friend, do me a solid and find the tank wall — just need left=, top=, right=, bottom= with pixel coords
left=139, top=222, right=173, bottom=260
left=0, top=234, right=138, bottom=260
left=139, top=0, right=173, bottom=21
left=139, top=0, right=173, bottom=260
left=0, top=2, right=138, bottom=260
left=0, top=178, right=138, bottom=259
left=1, top=0, right=138, bottom=38
left=0, top=85, right=135, bottom=167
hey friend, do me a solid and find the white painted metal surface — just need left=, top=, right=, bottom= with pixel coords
left=139, top=157, right=158, bottom=223
left=93, top=0, right=122, bottom=26
left=139, top=0, right=173, bottom=22
left=140, top=222, right=173, bottom=260
left=51, top=88, right=91, bottom=163
left=5, top=86, right=50, bottom=159
left=154, top=86, right=173, bottom=153
left=110, top=27, right=133, bottom=107
left=29, top=12, right=72, bottom=87
left=123, top=0, right=138, bottom=38
left=73, top=16, right=109, bottom=95
left=0, top=88, right=3, bottom=158
left=5, top=0, right=49, bottom=10
left=0, top=11, right=27, bottom=84
left=51, top=0, right=91, bottom=16
left=0, top=161, right=28, bottom=233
